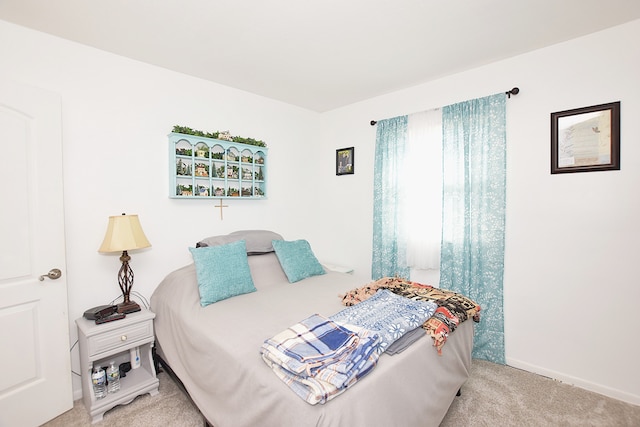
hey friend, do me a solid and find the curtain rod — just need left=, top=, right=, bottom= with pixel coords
left=370, top=87, right=520, bottom=126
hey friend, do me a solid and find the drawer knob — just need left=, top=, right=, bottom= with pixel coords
left=121, top=335, right=127, bottom=341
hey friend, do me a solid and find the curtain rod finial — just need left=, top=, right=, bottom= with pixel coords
left=370, top=120, right=377, bottom=126
left=506, top=87, right=520, bottom=98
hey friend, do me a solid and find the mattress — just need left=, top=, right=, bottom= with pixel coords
left=151, top=253, right=473, bottom=427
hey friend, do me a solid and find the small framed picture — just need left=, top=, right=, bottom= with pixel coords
left=551, top=101, right=620, bottom=174
left=336, top=147, right=354, bottom=175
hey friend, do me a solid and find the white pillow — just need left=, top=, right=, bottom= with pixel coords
left=197, top=230, right=283, bottom=254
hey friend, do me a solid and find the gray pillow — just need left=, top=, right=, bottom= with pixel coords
left=196, top=230, right=283, bottom=255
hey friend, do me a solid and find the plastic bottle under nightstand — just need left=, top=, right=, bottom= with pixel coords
left=92, top=366, right=107, bottom=399
left=107, top=361, right=120, bottom=393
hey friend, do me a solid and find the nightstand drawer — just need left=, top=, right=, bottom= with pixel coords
left=87, top=321, right=153, bottom=356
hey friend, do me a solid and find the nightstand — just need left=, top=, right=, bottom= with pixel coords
left=76, top=309, right=159, bottom=423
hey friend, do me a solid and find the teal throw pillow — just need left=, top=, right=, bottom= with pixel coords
left=272, top=239, right=326, bottom=283
left=189, top=240, right=256, bottom=306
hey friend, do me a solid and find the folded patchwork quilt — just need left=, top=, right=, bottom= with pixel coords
left=260, top=314, right=380, bottom=405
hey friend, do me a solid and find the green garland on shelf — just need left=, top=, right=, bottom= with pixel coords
left=172, top=125, right=267, bottom=147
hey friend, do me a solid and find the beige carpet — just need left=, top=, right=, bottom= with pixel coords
left=44, top=360, right=640, bottom=426
left=441, top=360, right=640, bottom=427
left=42, top=372, right=204, bottom=427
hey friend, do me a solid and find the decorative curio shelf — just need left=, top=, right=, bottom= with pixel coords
left=169, top=132, right=267, bottom=199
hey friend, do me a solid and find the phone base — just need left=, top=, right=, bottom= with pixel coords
left=95, top=312, right=126, bottom=324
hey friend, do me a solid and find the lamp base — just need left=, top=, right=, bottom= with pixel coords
left=117, top=300, right=141, bottom=314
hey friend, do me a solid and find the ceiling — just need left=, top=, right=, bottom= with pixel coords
left=2, top=0, right=640, bottom=112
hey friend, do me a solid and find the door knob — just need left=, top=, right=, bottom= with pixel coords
left=39, top=268, right=62, bottom=281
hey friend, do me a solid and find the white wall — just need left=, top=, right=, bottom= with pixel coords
left=1, top=18, right=639, bottom=405
left=317, top=20, right=640, bottom=404
left=0, top=19, right=321, bottom=398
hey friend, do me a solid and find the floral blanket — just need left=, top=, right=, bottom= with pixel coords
left=340, top=277, right=481, bottom=354
left=330, top=289, right=437, bottom=354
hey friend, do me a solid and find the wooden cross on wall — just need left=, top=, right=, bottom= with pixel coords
left=215, top=198, right=228, bottom=220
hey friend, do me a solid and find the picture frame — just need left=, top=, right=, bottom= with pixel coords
left=336, top=147, right=354, bottom=175
left=551, top=101, right=620, bottom=174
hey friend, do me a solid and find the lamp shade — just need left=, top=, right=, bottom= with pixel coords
left=98, top=214, right=151, bottom=253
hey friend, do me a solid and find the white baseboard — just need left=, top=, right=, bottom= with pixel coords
left=506, top=357, right=640, bottom=406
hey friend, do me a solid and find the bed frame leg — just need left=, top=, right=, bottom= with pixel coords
left=152, top=347, right=163, bottom=374
left=456, top=388, right=461, bottom=396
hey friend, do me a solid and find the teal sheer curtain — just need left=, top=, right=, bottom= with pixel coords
left=440, top=93, right=507, bottom=364
left=372, top=116, right=410, bottom=280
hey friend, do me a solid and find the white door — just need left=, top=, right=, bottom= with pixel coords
left=0, top=79, right=72, bottom=426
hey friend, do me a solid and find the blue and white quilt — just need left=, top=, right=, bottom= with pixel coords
left=330, top=289, right=437, bottom=353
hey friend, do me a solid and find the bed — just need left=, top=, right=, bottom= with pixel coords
left=150, top=231, right=475, bottom=427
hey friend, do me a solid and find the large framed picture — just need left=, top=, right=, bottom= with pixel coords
left=551, top=101, right=620, bottom=174
left=336, top=147, right=354, bottom=175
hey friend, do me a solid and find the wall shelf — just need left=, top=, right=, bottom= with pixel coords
left=169, top=132, right=267, bottom=199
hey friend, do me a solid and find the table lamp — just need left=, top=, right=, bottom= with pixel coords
left=98, top=213, right=151, bottom=314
